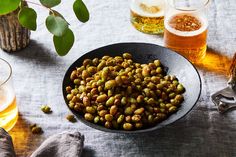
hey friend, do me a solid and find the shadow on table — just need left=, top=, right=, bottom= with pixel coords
left=6, top=40, right=60, bottom=65
left=111, top=107, right=236, bottom=157
left=82, top=146, right=96, bottom=157
left=9, top=114, right=45, bottom=157
left=195, top=47, right=232, bottom=76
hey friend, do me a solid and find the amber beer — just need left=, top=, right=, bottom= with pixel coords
left=130, top=0, right=165, bottom=34
left=0, top=58, right=18, bottom=131
left=164, top=14, right=208, bottom=63
left=0, top=85, right=18, bottom=131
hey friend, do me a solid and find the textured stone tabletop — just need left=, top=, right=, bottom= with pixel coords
left=0, top=0, right=236, bottom=156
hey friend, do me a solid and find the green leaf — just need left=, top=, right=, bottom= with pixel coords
left=46, top=15, right=68, bottom=36
left=0, top=0, right=20, bottom=15
left=53, top=28, right=74, bottom=56
left=73, top=0, right=89, bottom=23
left=40, top=0, right=61, bottom=8
left=18, top=7, right=37, bottom=31
left=50, top=10, right=69, bottom=24
left=50, top=10, right=64, bottom=19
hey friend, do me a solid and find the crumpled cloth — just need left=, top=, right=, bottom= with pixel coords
left=0, top=128, right=16, bottom=157
left=0, top=128, right=84, bottom=157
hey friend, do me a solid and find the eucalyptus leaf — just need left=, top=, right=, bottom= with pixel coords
left=50, top=10, right=69, bottom=24
left=50, top=10, right=64, bottom=19
left=46, top=15, right=68, bottom=36
left=0, top=0, right=20, bottom=15
left=40, top=0, right=61, bottom=8
left=73, top=0, right=89, bottom=23
left=53, top=28, right=74, bottom=56
left=18, top=7, right=37, bottom=31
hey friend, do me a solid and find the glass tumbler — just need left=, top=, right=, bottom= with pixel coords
left=164, top=0, right=210, bottom=63
left=0, top=58, right=18, bottom=131
left=130, top=0, right=166, bottom=34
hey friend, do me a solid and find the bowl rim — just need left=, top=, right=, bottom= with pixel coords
left=62, top=42, right=202, bottom=134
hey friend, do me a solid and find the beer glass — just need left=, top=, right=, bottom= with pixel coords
left=130, top=0, right=166, bottom=34
left=0, top=58, right=18, bottom=131
left=164, top=0, right=210, bottom=63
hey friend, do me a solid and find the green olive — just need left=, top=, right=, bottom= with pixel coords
left=134, top=107, right=144, bottom=115
left=175, top=94, right=184, bottom=102
left=115, top=76, right=122, bottom=85
left=169, top=106, right=177, bottom=113
left=147, top=98, right=156, bottom=105
left=142, top=65, right=150, bottom=77
left=83, top=59, right=92, bottom=67
left=123, top=53, right=132, bottom=59
left=106, top=97, right=115, bottom=106
left=82, top=70, right=90, bottom=80
left=129, top=97, right=137, bottom=104
left=83, top=96, right=90, bottom=106
left=99, top=110, right=108, bottom=117
left=67, top=94, right=73, bottom=101
left=105, top=121, right=112, bottom=129
left=117, top=114, right=125, bottom=124
left=110, top=105, right=118, bottom=115
left=177, top=84, right=185, bottom=93
left=154, top=60, right=161, bottom=67
left=148, top=115, right=154, bottom=123
left=112, top=120, right=119, bottom=129
left=125, top=116, right=131, bottom=122
left=70, top=70, right=77, bottom=80
left=86, top=106, right=96, bottom=114
left=105, top=114, right=113, bottom=122
left=84, top=113, right=94, bottom=121
left=66, top=114, right=76, bottom=123
left=105, top=80, right=117, bottom=90
left=121, top=97, right=127, bottom=105
left=169, top=92, right=176, bottom=99
left=94, top=116, right=100, bottom=123
left=96, top=94, right=108, bottom=103
left=132, top=115, right=141, bottom=122
left=125, top=107, right=133, bottom=115
left=97, top=60, right=106, bottom=71
left=135, top=122, right=143, bottom=129
left=41, top=105, right=52, bottom=114
left=92, top=58, right=99, bottom=66
left=101, top=67, right=109, bottom=81
left=123, top=123, right=133, bottom=130
left=66, top=86, right=72, bottom=93
left=71, top=89, right=79, bottom=95
left=165, top=103, right=172, bottom=108
left=156, top=67, right=162, bottom=74
left=137, top=95, right=144, bottom=103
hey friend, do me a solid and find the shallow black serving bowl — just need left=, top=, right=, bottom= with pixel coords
left=62, top=43, right=201, bottom=133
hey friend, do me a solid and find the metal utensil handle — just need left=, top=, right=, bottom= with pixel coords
left=228, top=53, right=236, bottom=90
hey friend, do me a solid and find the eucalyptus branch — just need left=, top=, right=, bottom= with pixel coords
left=0, top=0, right=89, bottom=56
left=22, top=0, right=54, bottom=14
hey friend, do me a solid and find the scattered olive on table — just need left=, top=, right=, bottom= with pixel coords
left=66, top=114, right=77, bottom=123
left=65, top=53, right=185, bottom=131
left=41, top=105, right=52, bottom=114
left=30, top=124, right=43, bottom=134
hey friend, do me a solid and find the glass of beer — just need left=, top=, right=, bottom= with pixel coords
left=164, top=0, right=210, bottom=63
left=130, top=0, right=166, bottom=34
left=0, top=58, right=18, bottom=131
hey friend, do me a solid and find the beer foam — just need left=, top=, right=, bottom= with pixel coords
left=0, top=84, right=15, bottom=112
left=130, top=0, right=165, bottom=17
left=165, top=13, right=208, bottom=37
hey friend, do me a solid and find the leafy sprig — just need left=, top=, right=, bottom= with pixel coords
left=0, top=0, right=89, bottom=56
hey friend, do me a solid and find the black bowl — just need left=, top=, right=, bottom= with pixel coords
left=62, top=43, right=201, bottom=133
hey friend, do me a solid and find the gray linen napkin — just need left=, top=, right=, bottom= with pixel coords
left=0, top=128, right=84, bottom=157
left=30, top=131, right=84, bottom=157
left=0, top=128, right=16, bottom=157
